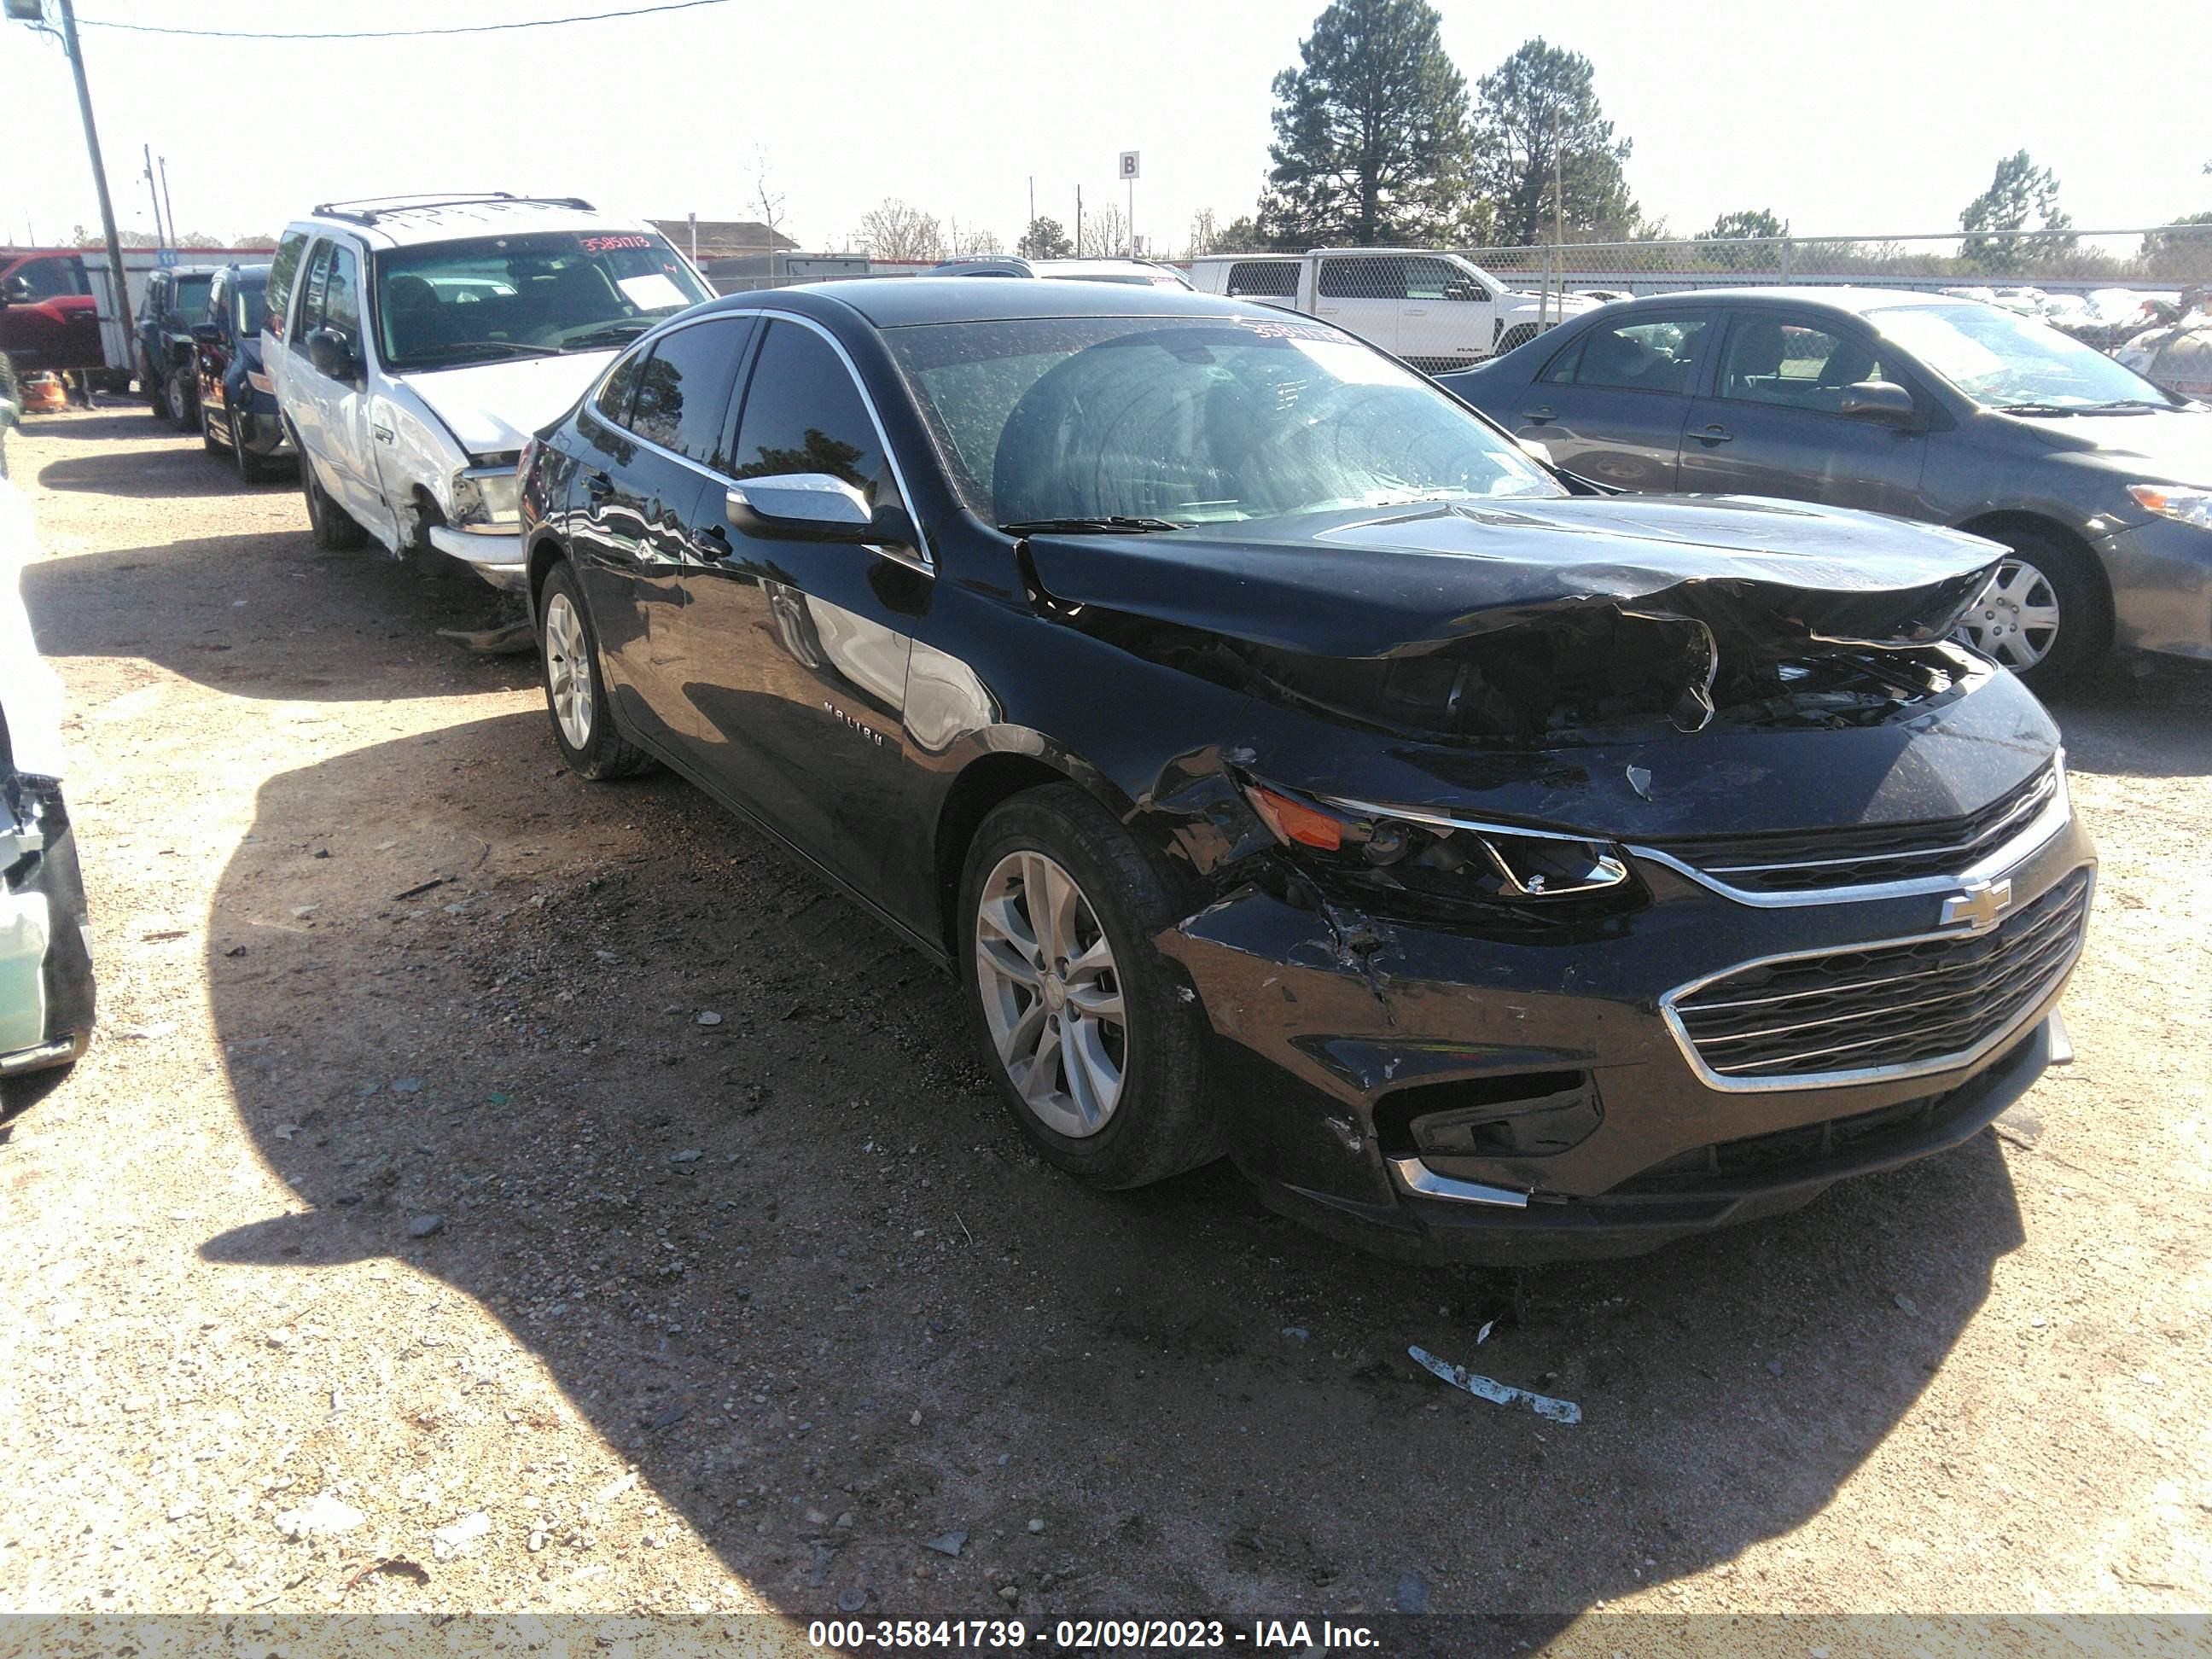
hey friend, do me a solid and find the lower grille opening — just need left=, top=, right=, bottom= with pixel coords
left=1377, top=1070, right=1601, bottom=1160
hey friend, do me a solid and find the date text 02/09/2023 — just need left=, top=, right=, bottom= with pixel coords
left=805, top=1618, right=1384, bottom=1650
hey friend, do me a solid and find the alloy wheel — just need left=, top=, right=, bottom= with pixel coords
left=1955, top=558, right=2060, bottom=672
left=542, top=591, right=594, bottom=749
left=974, top=849, right=1128, bottom=1139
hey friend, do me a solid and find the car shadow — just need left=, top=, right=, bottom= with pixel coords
left=2041, top=655, right=2212, bottom=779
left=32, top=434, right=292, bottom=501
left=16, top=409, right=178, bottom=445
left=199, top=706, right=2029, bottom=1630
left=20, top=534, right=536, bottom=701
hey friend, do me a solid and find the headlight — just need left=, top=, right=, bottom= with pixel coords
left=1243, top=782, right=1633, bottom=911
left=2127, top=484, right=2212, bottom=531
left=451, top=463, right=521, bottom=533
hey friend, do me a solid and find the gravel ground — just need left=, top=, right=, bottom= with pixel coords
left=2, top=407, right=2208, bottom=1636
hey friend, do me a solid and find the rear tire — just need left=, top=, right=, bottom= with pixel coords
left=146, top=358, right=171, bottom=420
left=538, top=561, right=649, bottom=780
left=1954, top=528, right=2108, bottom=693
left=958, top=783, right=1220, bottom=1190
left=231, top=411, right=273, bottom=483
left=169, top=367, right=199, bottom=433
left=296, top=428, right=369, bottom=550
left=201, top=405, right=223, bottom=453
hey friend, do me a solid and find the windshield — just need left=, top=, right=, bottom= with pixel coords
left=370, top=230, right=711, bottom=370
left=170, top=275, right=212, bottom=321
left=886, top=314, right=1562, bottom=528
left=1873, top=302, right=2172, bottom=410
left=234, top=279, right=266, bottom=335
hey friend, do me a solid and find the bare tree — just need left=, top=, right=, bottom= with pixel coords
left=946, top=217, right=1004, bottom=256
left=752, top=148, right=789, bottom=252
left=855, top=198, right=945, bottom=262
left=1079, top=201, right=1129, bottom=258
left=1185, top=207, right=1220, bottom=258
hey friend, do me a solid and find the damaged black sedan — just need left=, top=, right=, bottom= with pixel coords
left=517, top=281, right=2093, bottom=1262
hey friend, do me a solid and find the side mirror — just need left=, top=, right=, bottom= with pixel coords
left=0, top=276, right=30, bottom=306
left=192, top=322, right=221, bottom=344
left=726, top=474, right=917, bottom=549
left=1837, top=380, right=1916, bottom=424
left=306, top=326, right=357, bottom=381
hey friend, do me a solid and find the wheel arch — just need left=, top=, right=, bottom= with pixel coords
left=525, top=533, right=568, bottom=614
left=1952, top=509, right=2115, bottom=646
left=932, top=748, right=1137, bottom=958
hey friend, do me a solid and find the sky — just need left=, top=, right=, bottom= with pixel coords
left=3, top=0, right=2208, bottom=256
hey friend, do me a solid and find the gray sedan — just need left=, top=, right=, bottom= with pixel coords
left=1441, top=287, right=2212, bottom=688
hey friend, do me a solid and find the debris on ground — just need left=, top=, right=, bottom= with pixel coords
left=1408, top=1344, right=1582, bottom=1425
left=923, top=1531, right=967, bottom=1557
left=274, top=1493, right=365, bottom=1539
left=430, top=1511, right=492, bottom=1560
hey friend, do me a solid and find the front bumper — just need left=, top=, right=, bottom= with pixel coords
left=1166, top=797, right=2094, bottom=1264
left=2098, top=515, right=2212, bottom=662
left=2, top=777, right=96, bottom=1078
left=425, top=526, right=527, bottom=591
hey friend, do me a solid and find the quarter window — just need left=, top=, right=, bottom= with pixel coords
left=1718, top=315, right=1889, bottom=410
left=597, top=349, right=645, bottom=428
left=730, top=322, right=894, bottom=507
left=1544, top=314, right=1711, bottom=394
left=627, top=317, right=753, bottom=468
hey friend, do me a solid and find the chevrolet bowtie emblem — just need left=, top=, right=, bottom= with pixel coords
left=1941, top=878, right=2013, bottom=933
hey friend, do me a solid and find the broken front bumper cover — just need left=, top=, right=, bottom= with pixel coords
left=1, top=776, right=96, bottom=1078
left=424, top=526, right=527, bottom=592
left=1171, top=804, right=2093, bottom=1265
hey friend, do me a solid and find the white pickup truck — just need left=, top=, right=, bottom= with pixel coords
left=1185, top=249, right=1598, bottom=372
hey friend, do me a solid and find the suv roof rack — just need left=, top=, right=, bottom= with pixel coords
left=308, top=193, right=597, bottom=226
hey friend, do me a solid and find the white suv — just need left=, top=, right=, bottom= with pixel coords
left=264, top=194, right=713, bottom=603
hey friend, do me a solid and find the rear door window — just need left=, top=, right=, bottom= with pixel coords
left=626, top=317, right=754, bottom=468
left=1318, top=256, right=1402, bottom=300
left=265, top=231, right=311, bottom=333
left=1545, top=313, right=1713, bottom=394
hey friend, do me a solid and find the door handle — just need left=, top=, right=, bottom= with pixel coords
left=690, top=523, right=731, bottom=562
left=1523, top=406, right=1556, bottom=424
left=584, top=471, right=614, bottom=499
left=1695, top=424, right=1733, bottom=445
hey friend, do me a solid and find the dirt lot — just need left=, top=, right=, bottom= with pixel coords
left=2, top=407, right=2208, bottom=1639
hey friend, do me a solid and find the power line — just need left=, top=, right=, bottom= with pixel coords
left=74, top=0, right=726, bottom=40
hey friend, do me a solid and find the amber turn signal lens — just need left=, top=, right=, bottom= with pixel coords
left=1248, top=786, right=1344, bottom=851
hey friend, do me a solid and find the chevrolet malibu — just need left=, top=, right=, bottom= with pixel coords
left=516, top=281, right=2094, bottom=1262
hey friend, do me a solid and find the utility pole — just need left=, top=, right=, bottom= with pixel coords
left=159, top=154, right=177, bottom=247
left=54, top=0, right=134, bottom=358
left=143, top=144, right=166, bottom=248
left=1027, top=177, right=1034, bottom=235
left=1075, top=185, right=1083, bottom=257
left=1549, top=105, right=1564, bottom=327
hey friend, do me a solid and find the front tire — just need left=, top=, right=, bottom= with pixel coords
left=146, top=358, right=171, bottom=419
left=296, top=431, right=369, bottom=550
left=538, top=562, right=649, bottom=780
left=958, top=784, right=1220, bottom=1189
left=1953, top=529, right=2108, bottom=692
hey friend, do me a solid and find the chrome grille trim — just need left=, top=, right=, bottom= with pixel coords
left=1660, top=867, right=2093, bottom=1094
left=1629, top=754, right=2069, bottom=911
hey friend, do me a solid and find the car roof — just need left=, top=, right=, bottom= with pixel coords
left=717, top=276, right=1272, bottom=329
left=1603, top=285, right=1974, bottom=317
left=282, top=196, right=655, bottom=251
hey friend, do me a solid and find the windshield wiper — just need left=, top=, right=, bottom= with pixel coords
left=2077, top=398, right=2168, bottom=413
left=1994, top=402, right=2081, bottom=416
left=404, top=341, right=564, bottom=364
left=998, top=515, right=1184, bottom=535
left=565, top=322, right=655, bottom=350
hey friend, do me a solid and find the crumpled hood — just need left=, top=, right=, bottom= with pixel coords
left=2013, top=408, right=2212, bottom=482
left=393, top=350, right=616, bottom=457
left=1022, top=494, right=2003, bottom=659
